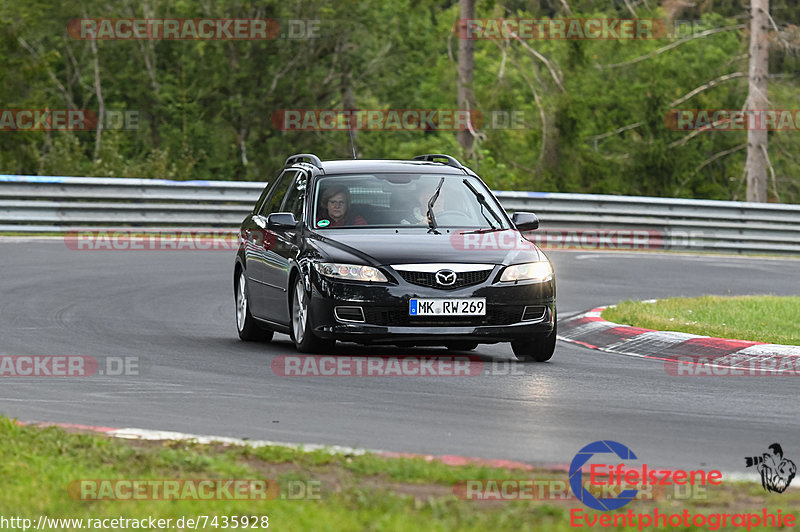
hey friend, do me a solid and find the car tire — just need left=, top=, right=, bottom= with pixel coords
left=290, top=275, right=335, bottom=353
left=511, top=315, right=557, bottom=362
left=445, top=342, right=478, bottom=351
left=235, top=269, right=274, bottom=342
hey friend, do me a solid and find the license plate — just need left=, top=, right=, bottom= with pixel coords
left=409, top=298, right=486, bottom=316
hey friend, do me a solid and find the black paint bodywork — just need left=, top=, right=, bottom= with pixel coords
left=234, top=159, right=555, bottom=345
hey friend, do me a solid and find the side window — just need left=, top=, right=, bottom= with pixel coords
left=281, top=172, right=308, bottom=220
left=259, top=170, right=296, bottom=216
left=253, top=183, right=272, bottom=214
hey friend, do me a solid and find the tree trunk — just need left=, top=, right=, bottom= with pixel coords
left=457, top=0, right=476, bottom=156
left=745, top=0, right=769, bottom=202
left=89, top=36, right=105, bottom=162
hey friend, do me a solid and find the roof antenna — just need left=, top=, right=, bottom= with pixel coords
left=347, top=125, right=357, bottom=159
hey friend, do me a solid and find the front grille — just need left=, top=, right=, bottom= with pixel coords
left=397, top=269, right=493, bottom=289
left=363, top=305, right=525, bottom=327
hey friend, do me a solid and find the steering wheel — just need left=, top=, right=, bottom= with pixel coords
left=434, top=210, right=473, bottom=225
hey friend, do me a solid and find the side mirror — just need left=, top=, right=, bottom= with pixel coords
left=267, top=212, right=298, bottom=229
left=512, top=212, right=539, bottom=231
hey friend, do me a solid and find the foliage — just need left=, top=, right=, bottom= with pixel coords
left=0, top=0, right=798, bottom=202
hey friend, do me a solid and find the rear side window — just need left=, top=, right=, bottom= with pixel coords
left=259, top=170, right=296, bottom=216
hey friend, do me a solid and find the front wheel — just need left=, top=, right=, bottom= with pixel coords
left=235, top=269, right=273, bottom=342
left=512, top=318, right=557, bottom=362
left=291, top=275, right=335, bottom=353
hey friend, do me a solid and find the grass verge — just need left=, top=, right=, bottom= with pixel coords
left=601, top=295, right=800, bottom=345
left=1, top=417, right=798, bottom=531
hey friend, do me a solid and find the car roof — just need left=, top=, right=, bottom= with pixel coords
left=292, top=159, right=477, bottom=176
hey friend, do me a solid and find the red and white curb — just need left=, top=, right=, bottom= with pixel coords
left=16, top=420, right=765, bottom=483
left=558, top=306, right=800, bottom=373
left=17, top=421, right=536, bottom=471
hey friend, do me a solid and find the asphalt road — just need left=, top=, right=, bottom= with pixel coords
left=1, top=240, right=798, bottom=472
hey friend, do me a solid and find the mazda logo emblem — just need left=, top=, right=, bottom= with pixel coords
left=435, top=269, right=457, bottom=286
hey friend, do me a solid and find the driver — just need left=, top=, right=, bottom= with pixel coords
left=318, top=185, right=367, bottom=227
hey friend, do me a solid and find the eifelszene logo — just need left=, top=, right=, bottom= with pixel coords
left=570, top=440, right=639, bottom=511
left=745, top=443, right=796, bottom=494
left=569, top=440, right=722, bottom=512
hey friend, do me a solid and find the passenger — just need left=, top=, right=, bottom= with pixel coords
left=400, top=182, right=443, bottom=225
left=318, top=185, right=367, bottom=227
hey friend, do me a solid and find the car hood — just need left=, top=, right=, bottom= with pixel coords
left=308, top=229, right=547, bottom=267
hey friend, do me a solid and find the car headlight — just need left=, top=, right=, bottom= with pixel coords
left=314, top=262, right=388, bottom=282
left=500, top=261, right=553, bottom=282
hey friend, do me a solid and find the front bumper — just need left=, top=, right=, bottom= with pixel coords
left=308, top=269, right=555, bottom=344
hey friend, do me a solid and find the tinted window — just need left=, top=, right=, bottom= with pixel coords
left=281, top=171, right=308, bottom=220
left=253, top=181, right=272, bottom=214
left=259, top=170, right=296, bottom=216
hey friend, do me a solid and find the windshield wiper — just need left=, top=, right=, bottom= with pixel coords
left=460, top=227, right=505, bottom=234
left=426, top=177, right=445, bottom=234
left=462, top=179, right=503, bottom=230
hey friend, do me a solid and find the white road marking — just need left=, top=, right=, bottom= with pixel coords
left=108, top=427, right=371, bottom=456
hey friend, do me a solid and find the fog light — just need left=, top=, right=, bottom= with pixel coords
left=522, top=306, right=546, bottom=321
left=334, top=306, right=365, bottom=323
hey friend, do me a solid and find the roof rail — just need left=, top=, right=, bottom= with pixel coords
left=285, top=153, right=324, bottom=169
left=412, top=154, right=465, bottom=169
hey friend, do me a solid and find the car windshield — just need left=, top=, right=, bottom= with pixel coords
left=312, top=174, right=510, bottom=230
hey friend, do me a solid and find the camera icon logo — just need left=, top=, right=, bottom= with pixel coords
left=745, top=443, right=796, bottom=494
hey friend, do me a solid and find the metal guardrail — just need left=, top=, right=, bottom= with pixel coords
left=1, top=174, right=799, bottom=255
left=0, top=175, right=261, bottom=230
left=498, top=191, right=800, bottom=254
